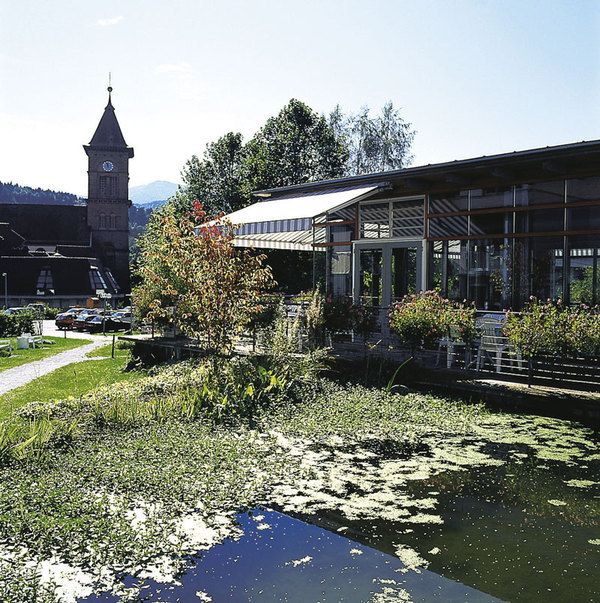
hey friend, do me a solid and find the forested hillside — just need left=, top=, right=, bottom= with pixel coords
left=0, top=181, right=84, bottom=205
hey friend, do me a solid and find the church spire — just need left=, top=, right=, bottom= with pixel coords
left=107, top=72, right=113, bottom=106
left=84, top=83, right=134, bottom=157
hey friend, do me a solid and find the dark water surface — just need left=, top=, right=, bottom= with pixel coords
left=81, top=417, right=599, bottom=603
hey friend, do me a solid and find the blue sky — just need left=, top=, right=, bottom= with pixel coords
left=1, top=0, right=599, bottom=195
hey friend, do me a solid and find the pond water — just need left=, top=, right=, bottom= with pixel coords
left=81, top=414, right=599, bottom=603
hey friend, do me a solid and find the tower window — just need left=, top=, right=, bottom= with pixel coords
left=99, top=176, right=117, bottom=198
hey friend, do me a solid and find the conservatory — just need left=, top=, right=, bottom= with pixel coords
left=225, top=140, right=600, bottom=311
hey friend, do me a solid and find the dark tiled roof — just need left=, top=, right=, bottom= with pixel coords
left=0, top=204, right=89, bottom=244
left=87, top=98, right=128, bottom=149
left=0, top=255, right=119, bottom=296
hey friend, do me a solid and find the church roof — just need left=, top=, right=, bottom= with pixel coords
left=85, top=90, right=133, bottom=155
left=0, top=204, right=89, bottom=245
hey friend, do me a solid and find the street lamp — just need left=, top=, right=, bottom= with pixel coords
left=1, top=273, right=7, bottom=309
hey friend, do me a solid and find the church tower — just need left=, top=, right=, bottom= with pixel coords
left=84, top=85, right=134, bottom=293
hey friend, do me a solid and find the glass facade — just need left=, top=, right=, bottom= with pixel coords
left=323, top=176, right=600, bottom=310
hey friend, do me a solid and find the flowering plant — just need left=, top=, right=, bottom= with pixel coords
left=133, top=200, right=274, bottom=353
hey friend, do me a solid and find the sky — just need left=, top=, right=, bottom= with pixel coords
left=1, top=0, right=599, bottom=196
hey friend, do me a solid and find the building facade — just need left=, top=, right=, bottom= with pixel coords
left=0, top=88, right=133, bottom=308
left=226, top=140, right=600, bottom=311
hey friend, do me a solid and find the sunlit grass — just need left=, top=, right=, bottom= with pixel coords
left=0, top=336, right=91, bottom=373
left=0, top=345, right=141, bottom=420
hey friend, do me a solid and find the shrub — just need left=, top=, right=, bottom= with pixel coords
left=349, top=303, right=378, bottom=341
left=324, top=296, right=353, bottom=334
left=0, top=311, right=35, bottom=337
left=304, top=289, right=326, bottom=348
left=388, top=291, right=452, bottom=352
left=133, top=200, right=274, bottom=353
left=504, top=298, right=600, bottom=359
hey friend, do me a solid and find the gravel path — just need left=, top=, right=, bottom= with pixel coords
left=0, top=336, right=108, bottom=396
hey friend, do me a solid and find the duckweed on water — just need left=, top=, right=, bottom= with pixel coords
left=0, top=358, right=598, bottom=601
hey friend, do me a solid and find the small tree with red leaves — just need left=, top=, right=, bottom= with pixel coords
left=134, top=199, right=273, bottom=353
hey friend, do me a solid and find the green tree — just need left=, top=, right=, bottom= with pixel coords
left=180, top=132, right=246, bottom=215
left=242, top=99, right=348, bottom=192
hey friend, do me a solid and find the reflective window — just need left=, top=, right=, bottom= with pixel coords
left=359, top=249, right=383, bottom=305
left=568, top=235, right=599, bottom=305
left=470, top=187, right=513, bottom=210
left=468, top=240, right=512, bottom=310
left=470, top=212, right=513, bottom=236
left=567, top=176, right=600, bottom=203
left=36, top=267, right=54, bottom=292
left=429, top=191, right=468, bottom=214
left=360, top=203, right=389, bottom=239
left=516, top=209, right=564, bottom=233
left=392, top=200, right=424, bottom=238
left=429, top=240, right=467, bottom=300
left=429, top=215, right=468, bottom=238
left=515, top=181, right=564, bottom=206
left=513, top=237, right=564, bottom=305
left=568, top=205, right=600, bottom=230
left=391, top=247, right=417, bottom=302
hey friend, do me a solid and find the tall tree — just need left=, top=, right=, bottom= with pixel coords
left=180, top=132, right=246, bottom=215
left=329, top=101, right=415, bottom=176
left=242, top=99, right=348, bottom=193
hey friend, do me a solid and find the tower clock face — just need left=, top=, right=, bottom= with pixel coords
left=102, top=160, right=114, bottom=172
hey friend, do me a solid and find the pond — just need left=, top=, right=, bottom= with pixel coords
left=80, top=413, right=599, bottom=603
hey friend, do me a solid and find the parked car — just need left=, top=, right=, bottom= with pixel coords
left=112, top=311, right=132, bottom=330
left=3, top=307, right=27, bottom=315
left=55, top=307, right=85, bottom=330
left=72, top=309, right=100, bottom=331
left=87, top=313, right=122, bottom=333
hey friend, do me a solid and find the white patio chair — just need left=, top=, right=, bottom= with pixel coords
left=475, top=317, right=507, bottom=373
left=436, top=326, right=466, bottom=369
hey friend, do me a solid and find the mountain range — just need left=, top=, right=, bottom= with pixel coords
left=129, top=181, right=178, bottom=208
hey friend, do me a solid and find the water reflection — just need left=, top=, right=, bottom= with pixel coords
left=82, top=508, right=501, bottom=602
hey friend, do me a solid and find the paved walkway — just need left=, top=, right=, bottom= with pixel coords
left=0, top=325, right=109, bottom=396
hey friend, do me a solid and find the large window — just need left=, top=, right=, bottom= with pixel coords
left=468, top=240, right=512, bottom=310
left=359, top=199, right=424, bottom=239
left=392, top=200, right=424, bottom=238
left=360, top=203, right=389, bottom=239
left=429, top=240, right=467, bottom=301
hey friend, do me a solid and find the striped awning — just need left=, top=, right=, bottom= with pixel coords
left=225, top=185, right=383, bottom=250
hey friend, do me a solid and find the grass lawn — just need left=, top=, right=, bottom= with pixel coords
left=0, top=343, right=142, bottom=419
left=0, top=335, right=91, bottom=373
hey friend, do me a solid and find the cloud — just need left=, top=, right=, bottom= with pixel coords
left=97, top=16, right=124, bottom=27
